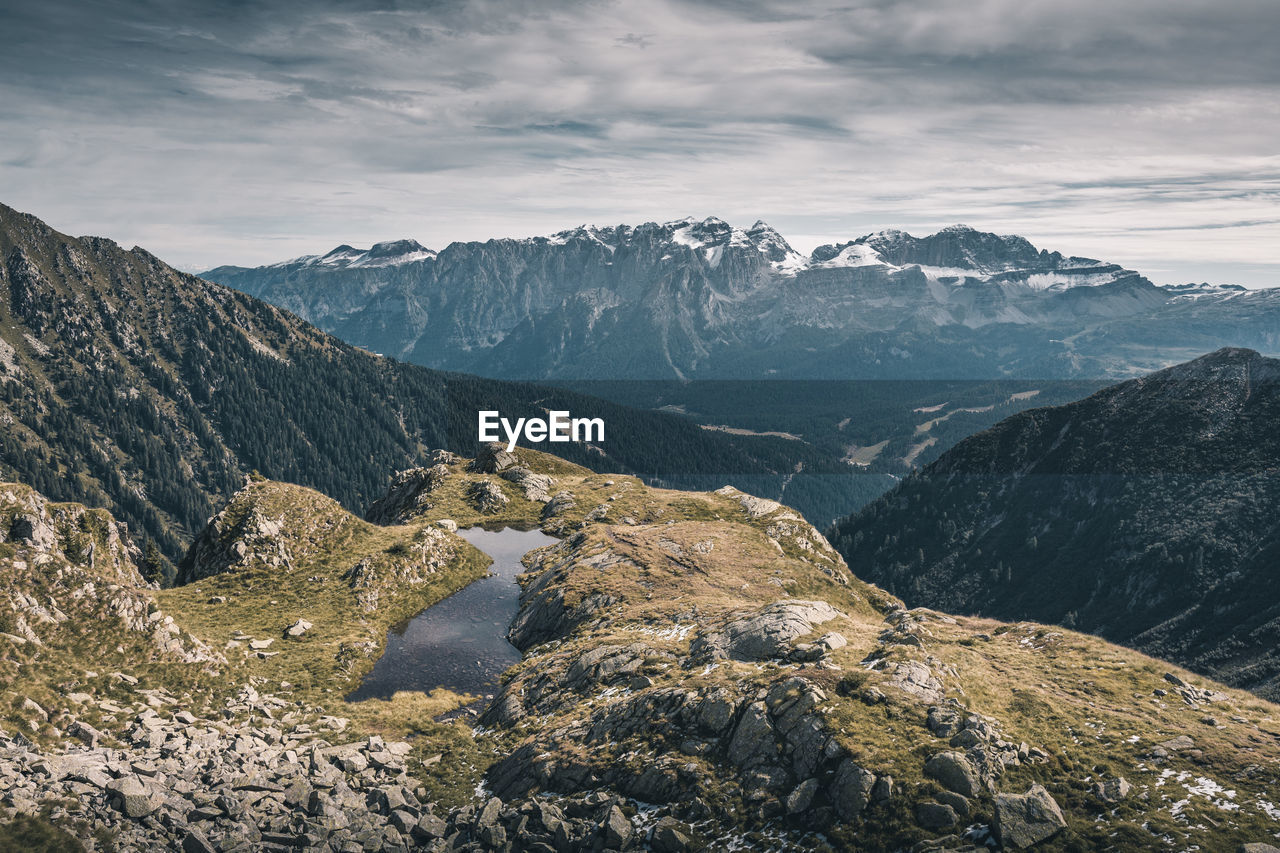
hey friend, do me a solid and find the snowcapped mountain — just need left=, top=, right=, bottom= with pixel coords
left=202, top=219, right=1279, bottom=379
left=273, top=239, right=436, bottom=270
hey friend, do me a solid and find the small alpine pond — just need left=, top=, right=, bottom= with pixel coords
left=347, top=526, right=557, bottom=701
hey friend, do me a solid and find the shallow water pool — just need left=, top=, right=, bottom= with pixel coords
left=346, top=526, right=557, bottom=701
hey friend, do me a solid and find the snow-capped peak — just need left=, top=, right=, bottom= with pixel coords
left=744, top=220, right=806, bottom=271
left=271, top=241, right=436, bottom=270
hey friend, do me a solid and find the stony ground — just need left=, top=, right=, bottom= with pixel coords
left=4, top=449, right=1280, bottom=851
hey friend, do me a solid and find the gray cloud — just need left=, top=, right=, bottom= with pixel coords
left=0, top=0, right=1276, bottom=285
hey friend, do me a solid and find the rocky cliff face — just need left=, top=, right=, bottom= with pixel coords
left=830, top=348, right=1280, bottom=699
left=205, top=219, right=1280, bottom=379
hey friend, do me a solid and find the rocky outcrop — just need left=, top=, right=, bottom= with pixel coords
left=500, top=466, right=556, bottom=502
left=505, top=535, right=629, bottom=650
left=690, top=600, right=843, bottom=662
left=541, top=491, right=577, bottom=519
left=470, top=443, right=519, bottom=474
left=466, top=480, right=510, bottom=515
left=365, top=462, right=451, bottom=524
left=177, top=486, right=290, bottom=584
left=486, top=670, right=892, bottom=833
left=924, top=751, right=983, bottom=798
left=0, top=485, right=218, bottom=666
left=0, top=482, right=145, bottom=586
left=715, top=485, right=783, bottom=519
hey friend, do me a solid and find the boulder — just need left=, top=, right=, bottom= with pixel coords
left=68, top=720, right=102, bottom=748
left=915, top=801, right=958, bottom=829
left=182, top=830, right=216, bottom=853
left=108, top=776, right=165, bottom=819
left=604, top=804, right=632, bottom=848
left=542, top=491, right=577, bottom=518
left=993, top=784, right=1067, bottom=849
left=436, top=519, right=458, bottom=532
left=651, top=817, right=693, bottom=852
left=1158, top=735, right=1195, bottom=752
left=830, top=758, right=876, bottom=820
left=924, top=751, right=981, bottom=798
left=1093, top=776, right=1131, bottom=803
left=413, top=813, right=447, bottom=841
left=284, top=619, right=312, bottom=638
left=786, top=778, right=819, bottom=814
left=883, top=660, right=946, bottom=704
left=472, top=443, right=520, bottom=473
left=934, top=790, right=970, bottom=817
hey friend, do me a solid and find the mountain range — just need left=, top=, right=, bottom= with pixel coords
left=829, top=347, right=1280, bottom=699
left=0, top=203, right=870, bottom=574
left=204, top=218, right=1280, bottom=380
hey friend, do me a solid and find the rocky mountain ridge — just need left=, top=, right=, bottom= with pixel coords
left=829, top=347, right=1280, bottom=700
left=204, top=218, right=1280, bottom=380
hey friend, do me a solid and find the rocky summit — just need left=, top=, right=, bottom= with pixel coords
left=3, top=447, right=1280, bottom=851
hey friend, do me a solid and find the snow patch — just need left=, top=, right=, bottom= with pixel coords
left=811, top=243, right=884, bottom=270
left=347, top=250, right=435, bottom=268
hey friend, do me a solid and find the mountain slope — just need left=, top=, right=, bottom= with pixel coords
left=205, top=219, right=1280, bottom=380
left=829, top=348, right=1280, bottom=698
left=0, top=203, right=875, bottom=574
left=6, top=454, right=1280, bottom=851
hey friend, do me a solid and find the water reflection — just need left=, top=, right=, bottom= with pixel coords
left=346, top=526, right=557, bottom=700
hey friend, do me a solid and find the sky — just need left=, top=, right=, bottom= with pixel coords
left=1, top=0, right=1277, bottom=286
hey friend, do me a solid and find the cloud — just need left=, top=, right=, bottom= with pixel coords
left=0, top=0, right=1276, bottom=286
